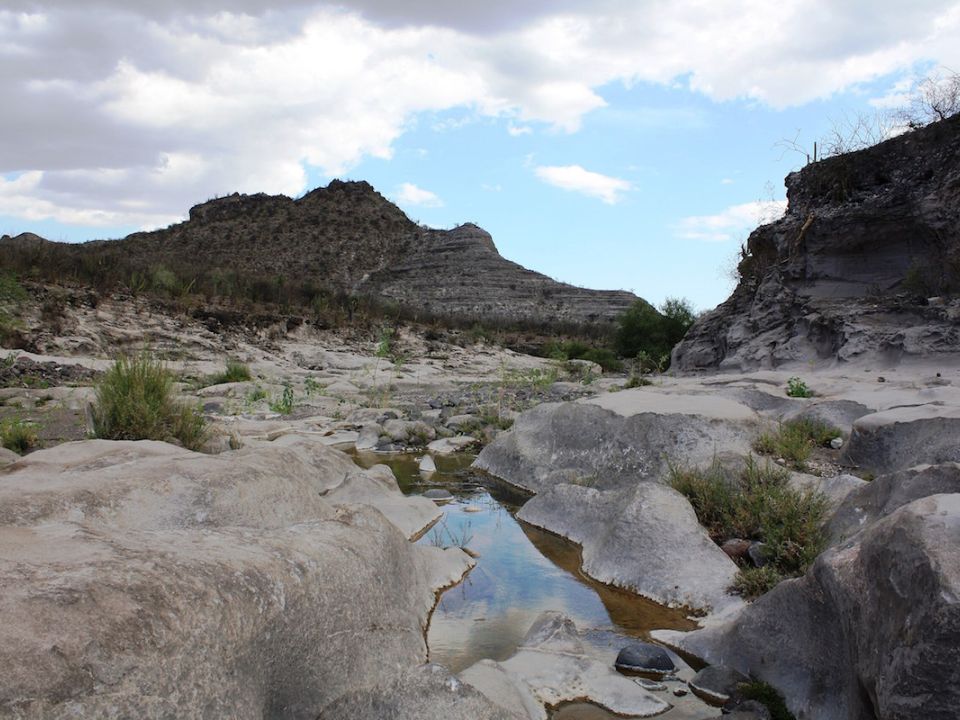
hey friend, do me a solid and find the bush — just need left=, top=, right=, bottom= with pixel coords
left=732, top=566, right=784, bottom=600
left=615, top=297, right=695, bottom=366
left=753, top=418, right=841, bottom=470
left=1, top=418, right=39, bottom=454
left=738, top=680, right=796, bottom=720
left=786, top=377, right=813, bottom=398
left=670, top=456, right=828, bottom=595
left=270, top=383, right=295, bottom=415
left=208, top=358, right=252, bottom=385
left=92, top=354, right=207, bottom=451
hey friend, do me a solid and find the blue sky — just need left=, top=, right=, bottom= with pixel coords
left=2, top=2, right=958, bottom=311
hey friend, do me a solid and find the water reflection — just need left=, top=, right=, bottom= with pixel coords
left=350, top=451, right=696, bottom=674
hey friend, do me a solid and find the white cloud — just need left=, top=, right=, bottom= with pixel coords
left=394, top=182, right=443, bottom=208
left=534, top=164, right=632, bottom=204
left=721, top=178, right=735, bottom=185
left=676, top=200, right=788, bottom=242
left=507, top=124, right=532, bottom=136
left=0, top=2, right=959, bottom=227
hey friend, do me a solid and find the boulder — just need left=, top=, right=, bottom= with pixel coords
left=827, top=462, right=960, bottom=543
left=688, top=665, right=749, bottom=705
left=614, top=642, right=675, bottom=677
left=475, top=391, right=758, bottom=493
left=843, top=404, right=960, bottom=473
left=656, top=494, right=960, bottom=720
left=0, top=437, right=472, bottom=717
left=517, top=482, right=743, bottom=615
left=427, top=436, right=477, bottom=455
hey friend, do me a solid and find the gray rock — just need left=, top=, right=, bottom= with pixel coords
left=0, top=438, right=471, bottom=717
left=423, top=488, right=454, bottom=504
left=688, top=665, right=749, bottom=705
left=614, top=642, right=676, bottom=676
left=673, top=114, right=960, bottom=371
left=843, top=405, right=960, bottom=473
left=728, top=700, right=772, bottom=720
left=827, top=462, right=960, bottom=543
left=658, top=494, right=960, bottom=720
left=747, top=542, right=768, bottom=568
left=721, top=538, right=752, bottom=561
left=355, top=423, right=381, bottom=450
left=475, top=392, right=758, bottom=493
left=0, top=447, right=20, bottom=467
left=317, top=663, right=522, bottom=720
left=517, top=482, right=743, bottom=615
left=829, top=436, right=843, bottom=449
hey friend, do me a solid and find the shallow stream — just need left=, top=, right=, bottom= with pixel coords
left=351, top=452, right=698, bottom=678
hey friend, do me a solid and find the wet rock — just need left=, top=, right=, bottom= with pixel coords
left=634, top=678, right=667, bottom=692
left=843, top=404, right=960, bottom=473
left=689, top=665, right=749, bottom=705
left=658, top=494, right=960, bottom=720
left=459, top=613, right=670, bottom=719
left=419, top=455, right=437, bottom=474
left=427, top=436, right=477, bottom=455
left=517, top=482, right=743, bottom=615
left=614, top=642, right=676, bottom=677
left=318, top=663, right=522, bottom=720
left=423, top=488, right=453, bottom=504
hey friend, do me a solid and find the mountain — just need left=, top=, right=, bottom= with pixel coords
left=1, top=180, right=637, bottom=328
left=674, top=113, right=960, bottom=370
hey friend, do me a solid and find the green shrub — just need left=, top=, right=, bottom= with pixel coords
left=220, top=359, right=252, bottom=383
left=615, top=297, right=695, bottom=364
left=1, top=418, right=39, bottom=454
left=670, top=456, right=828, bottom=594
left=753, top=418, right=842, bottom=470
left=786, top=377, right=813, bottom=398
left=92, top=354, right=207, bottom=451
left=270, top=383, right=295, bottom=415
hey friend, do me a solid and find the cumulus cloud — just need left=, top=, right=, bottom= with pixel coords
left=394, top=182, right=443, bottom=208
left=534, top=164, right=632, bottom=204
left=675, top=200, right=788, bottom=242
left=1, top=1, right=959, bottom=228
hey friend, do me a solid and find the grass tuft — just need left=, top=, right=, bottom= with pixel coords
left=670, top=456, right=828, bottom=598
left=738, top=680, right=796, bottom=720
left=1, top=418, right=39, bottom=454
left=753, top=418, right=842, bottom=470
left=92, top=353, right=207, bottom=451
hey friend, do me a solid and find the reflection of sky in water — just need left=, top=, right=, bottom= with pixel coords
left=422, top=490, right=617, bottom=672
left=350, top=452, right=696, bottom=676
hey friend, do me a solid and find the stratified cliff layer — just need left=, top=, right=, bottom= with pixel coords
left=1, top=180, right=636, bottom=328
left=675, top=114, right=960, bottom=370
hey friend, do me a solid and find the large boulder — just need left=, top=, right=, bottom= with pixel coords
left=827, top=462, right=960, bottom=542
left=475, top=390, right=758, bottom=493
left=656, top=494, right=960, bottom=720
left=843, top=404, right=960, bottom=473
left=517, top=482, right=743, bottom=616
left=0, top=438, right=472, bottom=718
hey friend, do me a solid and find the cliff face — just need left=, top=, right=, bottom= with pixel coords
left=2, top=180, right=636, bottom=327
left=674, top=114, right=960, bottom=371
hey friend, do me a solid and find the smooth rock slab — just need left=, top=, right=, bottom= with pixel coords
left=475, top=394, right=758, bottom=493
left=688, top=665, right=749, bottom=705
left=517, top=482, right=743, bottom=615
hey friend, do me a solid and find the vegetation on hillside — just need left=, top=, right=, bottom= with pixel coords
left=615, top=297, right=696, bottom=367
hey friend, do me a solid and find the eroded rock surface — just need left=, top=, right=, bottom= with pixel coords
left=0, top=438, right=471, bottom=718
left=657, top=494, right=960, bottom=720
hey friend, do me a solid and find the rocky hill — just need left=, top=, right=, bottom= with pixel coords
left=0, top=180, right=637, bottom=328
left=674, top=113, right=960, bottom=370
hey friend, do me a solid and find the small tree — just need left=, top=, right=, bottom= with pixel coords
left=895, top=69, right=960, bottom=129
left=615, top=297, right=697, bottom=364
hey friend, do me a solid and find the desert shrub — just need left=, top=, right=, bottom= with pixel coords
left=753, top=418, right=841, bottom=470
left=1, top=418, right=39, bottom=454
left=615, top=297, right=695, bottom=364
left=92, top=354, right=207, bottom=451
left=207, top=358, right=252, bottom=385
left=270, top=383, right=295, bottom=415
left=732, top=566, right=784, bottom=600
left=0, top=273, right=28, bottom=344
left=670, top=456, right=828, bottom=596
left=786, top=377, right=813, bottom=398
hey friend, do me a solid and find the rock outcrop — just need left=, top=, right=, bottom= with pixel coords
left=0, top=180, right=637, bottom=328
left=675, top=114, right=960, bottom=370
left=656, top=494, right=960, bottom=720
left=0, top=438, right=472, bottom=718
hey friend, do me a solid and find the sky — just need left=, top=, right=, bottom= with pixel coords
left=2, top=2, right=959, bottom=311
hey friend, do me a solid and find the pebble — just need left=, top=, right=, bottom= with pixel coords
left=830, top=437, right=844, bottom=449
